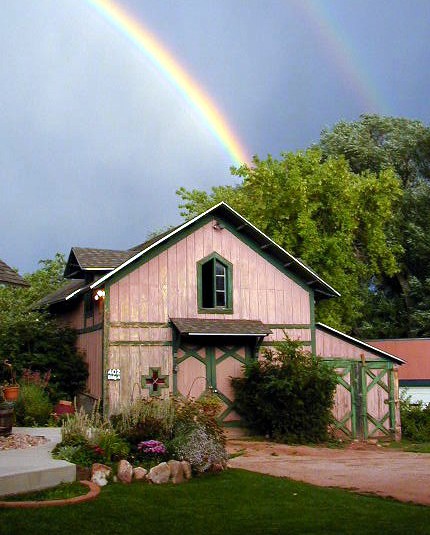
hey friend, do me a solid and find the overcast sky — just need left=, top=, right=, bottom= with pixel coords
left=1, top=0, right=429, bottom=274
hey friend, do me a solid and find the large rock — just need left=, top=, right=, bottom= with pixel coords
left=148, top=462, right=171, bottom=484
left=133, top=467, right=148, bottom=481
left=91, top=463, right=111, bottom=487
left=168, top=460, right=184, bottom=484
left=181, top=460, right=192, bottom=480
left=117, top=459, right=133, bottom=484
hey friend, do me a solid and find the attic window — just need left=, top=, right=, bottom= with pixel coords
left=198, top=253, right=233, bottom=313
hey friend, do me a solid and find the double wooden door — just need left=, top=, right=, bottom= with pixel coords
left=326, top=360, right=396, bottom=440
left=175, top=342, right=251, bottom=425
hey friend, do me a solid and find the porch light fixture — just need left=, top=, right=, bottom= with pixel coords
left=94, top=289, right=105, bottom=301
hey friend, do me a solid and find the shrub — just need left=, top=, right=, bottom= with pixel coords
left=169, top=395, right=227, bottom=471
left=55, top=404, right=129, bottom=466
left=400, top=395, right=430, bottom=442
left=14, top=383, right=53, bottom=426
left=170, top=424, right=228, bottom=472
left=112, top=398, right=176, bottom=444
left=232, top=338, right=338, bottom=443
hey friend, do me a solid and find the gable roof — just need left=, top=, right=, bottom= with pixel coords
left=89, top=202, right=340, bottom=300
left=64, top=247, right=136, bottom=278
left=0, top=259, right=29, bottom=287
left=317, top=323, right=406, bottom=364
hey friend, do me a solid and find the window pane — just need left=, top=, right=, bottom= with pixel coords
left=215, top=261, right=225, bottom=276
left=216, top=275, right=225, bottom=291
left=216, top=290, right=226, bottom=307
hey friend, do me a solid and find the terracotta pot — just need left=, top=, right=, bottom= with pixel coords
left=0, top=406, right=14, bottom=436
left=2, top=385, right=20, bottom=402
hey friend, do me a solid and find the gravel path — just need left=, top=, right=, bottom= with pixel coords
left=0, top=434, right=47, bottom=451
left=227, top=440, right=430, bottom=506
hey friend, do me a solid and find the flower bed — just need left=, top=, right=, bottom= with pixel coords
left=52, top=395, right=228, bottom=486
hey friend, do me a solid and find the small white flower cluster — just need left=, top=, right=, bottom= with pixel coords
left=176, top=425, right=227, bottom=473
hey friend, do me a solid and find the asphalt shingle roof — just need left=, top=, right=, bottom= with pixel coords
left=0, top=259, right=28, bottom=287
left=36, top=279, right=88, bottom=308
left=171, top=318, right=272, bottom=336
left=72, top=247, right=135, bottom=269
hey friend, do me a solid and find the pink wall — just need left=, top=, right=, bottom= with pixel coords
left=368, top=339, right=430, bottom=380
left=76, top=329, right=103, bottom=399
left=109, top=219, right=311, bottom=325
left=316, top=328, right=383, bottom=361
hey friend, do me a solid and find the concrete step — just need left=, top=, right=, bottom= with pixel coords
left=0, top=427, right=76, bottom=497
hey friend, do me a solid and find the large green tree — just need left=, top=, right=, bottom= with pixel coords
left=0, top=254, right=87, bottom=400
left=319, top=114, right=430, bottom=186
left=319, top=115, right=430, bottom=337
left=178, top=148, right=402, bottom=332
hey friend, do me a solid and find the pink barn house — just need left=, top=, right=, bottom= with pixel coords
left=41, top=203, right=404, bottom=440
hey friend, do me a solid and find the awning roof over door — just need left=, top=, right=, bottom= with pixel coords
left=170, top=318, right=272, bottom=337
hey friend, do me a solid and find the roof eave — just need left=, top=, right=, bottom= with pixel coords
left=90, top=202, right=340, bottom=298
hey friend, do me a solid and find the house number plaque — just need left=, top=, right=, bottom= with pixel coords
left=107, top=368, right=121, bottom=381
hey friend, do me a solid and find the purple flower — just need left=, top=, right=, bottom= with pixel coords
left=137, top=440, right=166, bottom=455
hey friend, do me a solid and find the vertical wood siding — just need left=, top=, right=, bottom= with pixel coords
left=76, top=329, right=103, bottom=399
left=316, top=329, right=381, bottom=360
left=106, top=220, right=311, bottom=411
left=109, top=220, right=310, bottom=324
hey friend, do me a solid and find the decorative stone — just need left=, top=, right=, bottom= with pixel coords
left=133, top=467, right=148, bottom=481
left=91, top=463, right=112, bottom=487
left=181, top=460, right=192, bottom=480
left=168, top=460, right=184, bottom=484
left=117, top=459, right=133, bottom=484
left=210, top=463, right=224, bottom=473
left=92, top=472, right=109, bottom=487
left=148, top=462, right=171, bottom=484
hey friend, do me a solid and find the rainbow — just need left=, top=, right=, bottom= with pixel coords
left=85, top=0, right=250, bottom=165
left=298, top=0, right=387, bottom=114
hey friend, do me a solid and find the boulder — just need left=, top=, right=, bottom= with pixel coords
left=210, top=463, right=224, bottom=473
left=181, top=460, right=192, bottom=480
left=133, top=467, right=148, bottom=481
left=117, top=459, right=133, bottom=484
left=91, top=463, right=112, bottom=487
left=168, top=460, right=184, bottom=484
left=148, top=462, right=171, bottom=484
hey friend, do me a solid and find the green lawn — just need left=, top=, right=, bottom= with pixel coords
left=389, top=440, right=430, bottom=454
left=1, top=469, right=429, bottom=535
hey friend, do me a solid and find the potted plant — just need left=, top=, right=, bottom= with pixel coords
left=2, top=359, right=20, bottom=402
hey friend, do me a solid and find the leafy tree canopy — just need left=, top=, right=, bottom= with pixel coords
left=0, top=253, right=87, bottom=400
left=178, top=148, right=402, bottom=331
left=319, top=114, right=430, bottom=186
left=320, top=115, right=430, bottom=338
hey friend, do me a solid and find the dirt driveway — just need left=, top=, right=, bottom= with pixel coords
left=227, top=440, right=430, bottom=506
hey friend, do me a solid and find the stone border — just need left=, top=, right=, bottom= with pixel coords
left=0, top=480, right=100, bottom=508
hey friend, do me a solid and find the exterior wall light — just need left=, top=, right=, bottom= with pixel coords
left=94, top=289, right=105, bottom=301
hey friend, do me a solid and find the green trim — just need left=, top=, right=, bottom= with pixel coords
left=102, top=285, right=110, bottom=417
left=76, top=322, right=103, bottom=335
left=197, top=252, right=233, bottom=314
left=104, top=213, right=314, bottom=300
left=221, top=218, right=313, bottom=294
left=261, top=341, right=312, bottom=347
left=109, top=341, right=172, bottom=347
left=266, top=324, right=311, bottom=329
left=110, top=321, right=169, bottom=328
left=84, top=292, right=94, bottom=321
left=389, top=369, right=396, bottom=432
left=222, top=421, right=244, bottom=428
